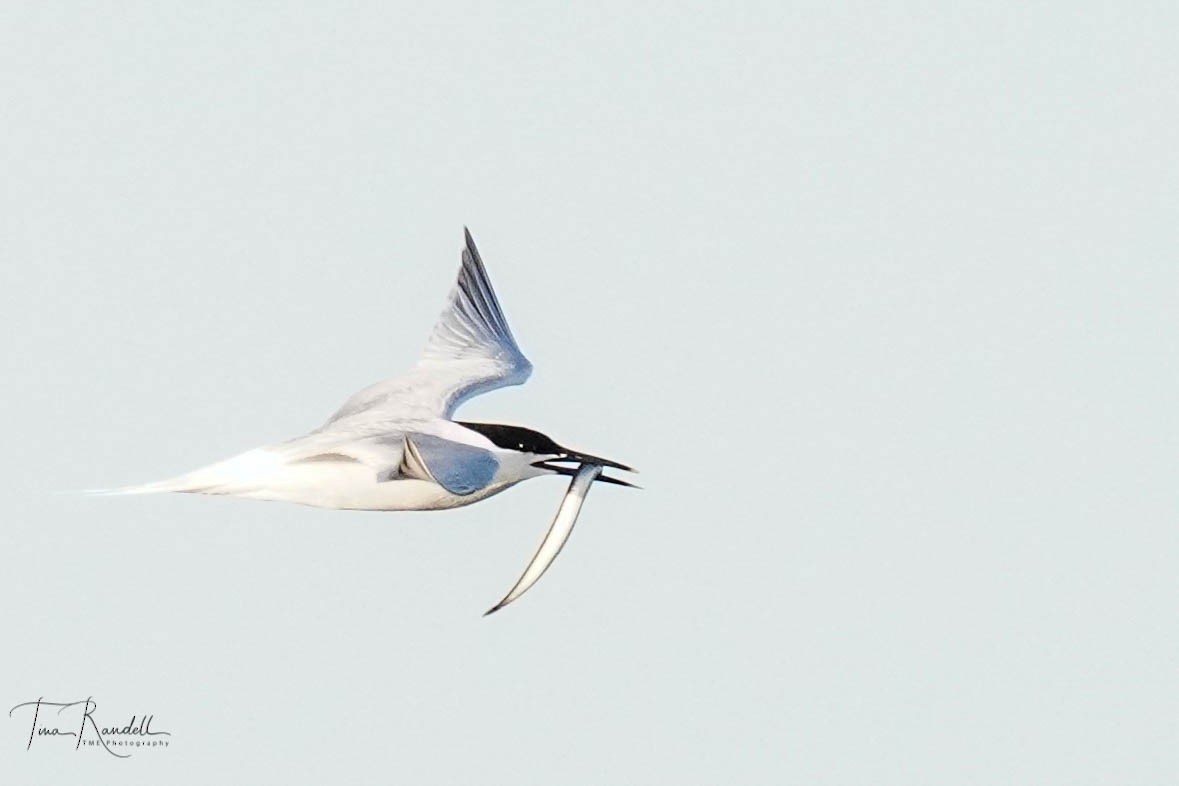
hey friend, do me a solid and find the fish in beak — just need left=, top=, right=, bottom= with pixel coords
left=531, top=450, right=639, bottom=488
left=486, top=459, right=638, bottom=616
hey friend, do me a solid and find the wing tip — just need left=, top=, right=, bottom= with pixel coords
left=462, top=226, right=482, bottom=266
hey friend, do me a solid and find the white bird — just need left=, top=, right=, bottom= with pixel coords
left=112, top=228, right=636, bottom=614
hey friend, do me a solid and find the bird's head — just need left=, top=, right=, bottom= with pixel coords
left=457, top=422, right=637, bottom=487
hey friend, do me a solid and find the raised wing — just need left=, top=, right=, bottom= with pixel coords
left=323, top=229, right=532, bottom=427
left=417, top=227, right=533, bottom=413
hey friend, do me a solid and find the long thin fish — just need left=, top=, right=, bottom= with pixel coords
left=484, top=463, right=603, bottom=616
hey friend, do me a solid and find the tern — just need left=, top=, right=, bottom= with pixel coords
left=111, top=228, right=636, bottom=614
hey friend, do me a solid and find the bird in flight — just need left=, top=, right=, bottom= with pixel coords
left=112, top=228, right=636, bottom=614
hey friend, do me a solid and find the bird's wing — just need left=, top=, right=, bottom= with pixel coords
left=322, top=228, right=532, bottom=427
left=400, top=433, right=500, bottom=495
left=280, top=431, right=406, bottom=476
left=283, top=430, right=499, bottom=495
left=417, top=227, right=533, bottom=409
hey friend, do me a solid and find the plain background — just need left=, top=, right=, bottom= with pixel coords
left=1, top=2, right=1176, bottom=783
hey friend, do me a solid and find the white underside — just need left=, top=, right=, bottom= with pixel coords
left=221, top=476, right=519, bottom=511
left=110, top=443, right=524, bottom=511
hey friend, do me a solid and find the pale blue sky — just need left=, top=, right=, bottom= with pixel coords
left=2, top=2, right=1176, bottom=783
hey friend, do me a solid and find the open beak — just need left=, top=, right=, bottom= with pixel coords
left=532, top=451, right=638, bottom=488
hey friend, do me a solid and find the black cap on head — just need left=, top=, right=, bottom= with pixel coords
left=458, top=422, right=563, bottom=455
left=458, top=421, right=635, bottom=480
